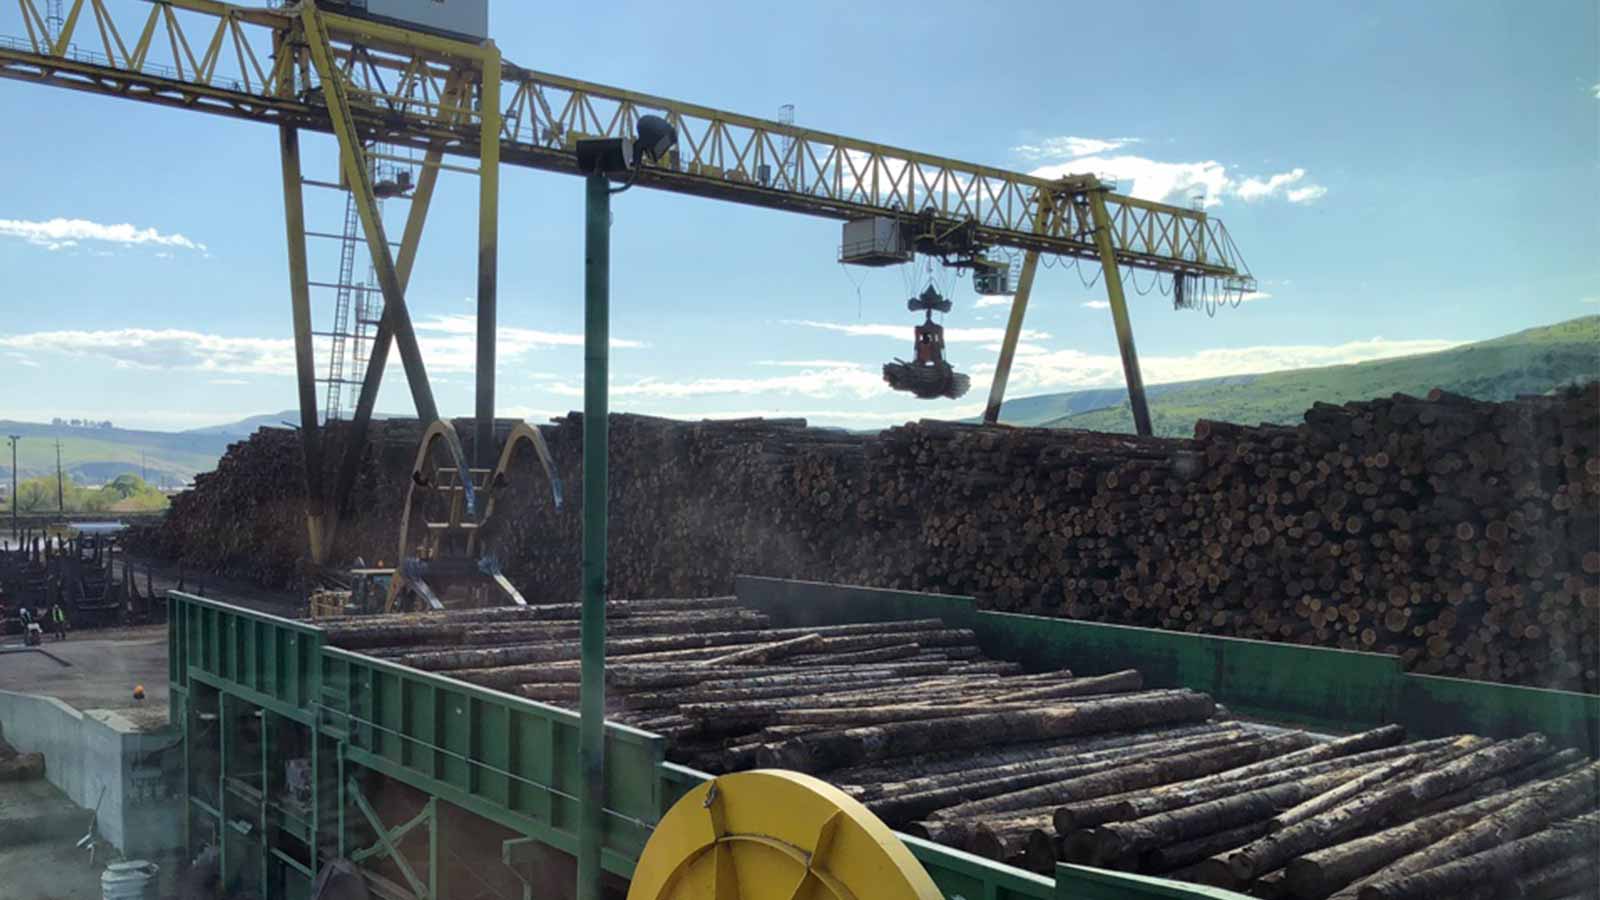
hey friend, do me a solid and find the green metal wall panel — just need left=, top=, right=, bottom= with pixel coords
left=320, top=647, right=666, bottom=878
left=737, top=576, right=1600, bottom=754
left=1399, top=673, right=1598, bottom=755
left=170, top=593, right=323, bottom=717
left=171, top=582, right=1599, bottom=900
left=1055, top=866, right=1253, bottom=900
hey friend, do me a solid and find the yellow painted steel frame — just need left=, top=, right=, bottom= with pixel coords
left=387, top=418, right=477, bottom=612
left=1088, top=190, right=1154, bottom=437
left=1, top=0, right=1252, bottom=524
left=470, top=421, right=563, bottom=557
left=1, top=0, right=1251, bottom=277
left=256, top=0, right=500, bottom=555
left=982, top=192, right=1057, bottom=425
left=299, top=0, right=441, bottom=424
left=629, top=770, right=942, bottom=900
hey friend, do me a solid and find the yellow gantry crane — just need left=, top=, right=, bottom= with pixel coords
left=0, top=0, right=1254, bottom=562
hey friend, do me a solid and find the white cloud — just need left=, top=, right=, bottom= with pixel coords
left=1581, top=297, right=1599, bottom=305
left=1237, top=168, right=1307, bottom=202
left=785, top=319, right=1050, bottom=343
left=411, top=314, right=645, bottom=373
left=1082, top=300, right=1110, bottom=310
left=1019, top=139, right=1326, bottom=208
left=538, top=361, right=888, bottom=402
left=0, top=217, right=206, bottom=252
left=0, top=316, right=648, bottom=378
left=208, top=378, right=251, bottom=386
left=1013, top=136, right=1140, bottom=161
left=974, top=295, right=1013, bottom=308
left=971, top=336, right=1464, bottom=394
left=756, top=359, right=861, bottom=368
left=627, top=403, right=990, bottom=428
left=1239, top=291, right=1272, bottom=303
left=1592, top=83, right=1600, bottom=99
left=4, top=352, right=39, bottom=368
left=1033, top=155, right=1231, bottom=207
left=0, top=328, right=293, bottom=374
left=414, top=314, right=644, bottom=351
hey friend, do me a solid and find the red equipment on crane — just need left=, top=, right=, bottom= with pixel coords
left=883, top=286, right=971, bottom=400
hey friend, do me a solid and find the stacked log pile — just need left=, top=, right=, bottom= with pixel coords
left=140, top=384, right=1600, bottom=691
left=325, top=599, right=1600, bottom=898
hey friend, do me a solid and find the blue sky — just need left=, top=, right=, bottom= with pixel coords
left=0, top=0, right=1594, bottom=431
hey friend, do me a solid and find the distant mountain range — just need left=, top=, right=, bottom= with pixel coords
left=992, top=316, right=1599, bottom=435
left=3, top=317, right=1593, bottom=486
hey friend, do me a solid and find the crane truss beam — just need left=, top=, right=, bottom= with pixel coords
left=0, top=0, right=1252, bottom=284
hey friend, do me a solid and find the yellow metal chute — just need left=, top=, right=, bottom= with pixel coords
left=629, top=770, right=942, bottom=900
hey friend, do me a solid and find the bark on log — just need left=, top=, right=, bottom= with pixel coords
left=1053, top=737, right=1452, bottom=834
left=1329, top=760, right=1600, bottom=900
left=1143, top=819, right=1273, bottom=873
left=1356, top=812, right=1600, bottom=900
left=1285, top=780, right=1535, bottom=899
left=1224, top=734, right=1551, bottom=882
left=755, top=690, right=1216, bottom=773
left=868, top=731, right=1249, bottom=825
left=702, top=633, right=823, bottom=665
left=931, top=732, right=1310, bottom=822
left=1070, top=769, right=1365, bottom=867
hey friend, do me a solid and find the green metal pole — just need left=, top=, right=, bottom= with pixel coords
left=576, top=171, right=611, bottom=900
left=8, top=436, right=18, bottom=550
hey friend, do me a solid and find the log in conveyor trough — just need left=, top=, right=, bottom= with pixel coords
left=168, top=576, right=1599, bottom=900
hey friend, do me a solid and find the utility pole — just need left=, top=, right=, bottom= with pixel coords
left=55, top=439, right=64, bottom=513
left=6, top=435, right=19, bottom=550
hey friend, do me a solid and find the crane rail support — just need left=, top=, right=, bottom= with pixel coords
left=0, top=0, right=1251, bottom=284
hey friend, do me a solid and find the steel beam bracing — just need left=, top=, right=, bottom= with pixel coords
left=0, top=0, right=1252, bottom=280
left=0, top=0, right=1257, bottom=501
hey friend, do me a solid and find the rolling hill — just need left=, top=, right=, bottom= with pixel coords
left=0, top=420, right=235, bottom=488
left=1024, top=316, right=1599, bottom=436
left=2, top=318, right=1592, bottom=485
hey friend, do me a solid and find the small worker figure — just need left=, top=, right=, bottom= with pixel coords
left=17, top=605, right=32, bottom=628
left=50, top=603, right=67, bottom=641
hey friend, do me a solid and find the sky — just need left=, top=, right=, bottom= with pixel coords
left=0, top=0, right=1595, bottom=431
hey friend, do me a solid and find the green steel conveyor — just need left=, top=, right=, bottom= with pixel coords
left=166, top=577, right=1598, bottom=900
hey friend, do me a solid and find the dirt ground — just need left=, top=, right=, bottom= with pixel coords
left=0, top=778, right=106, bottom=900
left=0, top=626, right=171, bottom=730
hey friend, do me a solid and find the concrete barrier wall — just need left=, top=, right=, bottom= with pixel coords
left=0, top=690, right=182, bottom=856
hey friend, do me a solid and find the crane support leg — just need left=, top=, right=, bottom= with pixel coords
left=1087, top=191, right=1153, bottom=437
left=474, top=49, right=502, bottom=466
left=983, top=193, right=1056, bottom=425
left=330, top=143, right=445, bottom=526
left=981, top=249, right=1042, bottom=424
left=301, top=3, right=437, bottom=424
left=278, top=126, right=328, bottom=563
left=332, top=72, right=469, bottom=526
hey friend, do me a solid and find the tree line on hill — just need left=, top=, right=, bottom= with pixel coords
left=0, top=474, right=169, bottom=514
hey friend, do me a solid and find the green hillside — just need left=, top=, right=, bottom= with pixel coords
left=986, top=376, right=1262, bottom=427
left=1040, top=316, right=1600, bottom=436
left=0, top=421, right=234, bottom=488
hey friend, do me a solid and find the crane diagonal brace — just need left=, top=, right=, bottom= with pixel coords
left=298, top=1, right=438, bottom=425
left=0, top=0, right=1252, bottom=284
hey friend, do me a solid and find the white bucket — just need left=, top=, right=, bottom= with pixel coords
left=101, top=860, right=159, bottom=900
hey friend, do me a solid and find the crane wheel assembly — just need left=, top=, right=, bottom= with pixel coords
left=627, top=769, right=942, bottom=900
